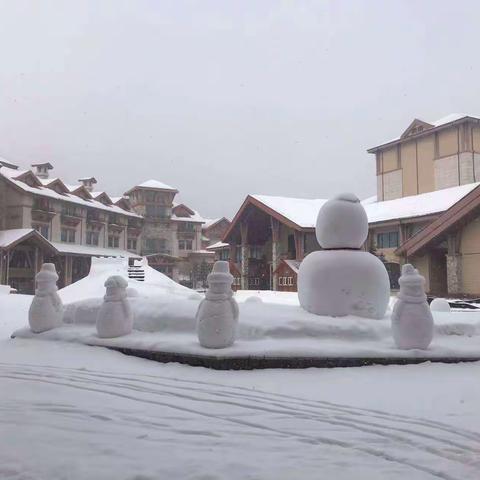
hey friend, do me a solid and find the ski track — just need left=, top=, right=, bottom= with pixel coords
left=0, top=362, right=479, bottom=479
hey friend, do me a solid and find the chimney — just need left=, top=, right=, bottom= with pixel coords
left=31, top=162, right=53, bottom=179
left=78, top=176, right=97, bottom=192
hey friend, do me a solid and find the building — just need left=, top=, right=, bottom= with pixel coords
left=0, top=160, right=223, bottom=293
left=223, top=114, right=480, bottom=296
left=0, top=160, right=142, bottom=293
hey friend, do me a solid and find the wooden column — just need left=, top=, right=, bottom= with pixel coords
left=271, top=218, right=280, bottom=291
left=294, top=230, right=305, bottom=261
left=446, top=232, right=462, bottom=295
left=64, top=255, right=73, bottom=286
left=240, top=222, right=249, bottom=290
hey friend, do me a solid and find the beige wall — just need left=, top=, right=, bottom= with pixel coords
left=438, top=127, right=458, bottom=157
left=382, top=147, right=398, bottom=172
left=401, top=141, right=417, bottom=197
left=460, top=216, right=480, bottom=295
left=417, top=136, right=435, bottom=194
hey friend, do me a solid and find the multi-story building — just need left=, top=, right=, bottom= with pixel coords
left=124, top=180, right=212, bottom=285
left=0, top=160, right=143, bottom=292
left=0, top=161, right=222, bottom=293
left=223, top=114, right=480, bottom=297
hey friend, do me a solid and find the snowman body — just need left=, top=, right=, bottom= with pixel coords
left=298, top=193, right=390, bottom=319
left=196, top=261, right=239, bottom=348
left=96, top=276, right=133, bottom=338
left=391, top=264, right=434, bottom=350
left=29, top=263, right=64, bottom=333
left=298, top=250, right=390, bottom=319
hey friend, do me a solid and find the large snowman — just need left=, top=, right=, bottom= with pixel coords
left=298, top=193, right=390, bottom=319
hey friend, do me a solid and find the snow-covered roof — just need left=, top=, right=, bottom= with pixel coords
left=284, top=259, right=301, bottom=274
left=202, top=218, right=223, bottom=229
left=252, top=194, right=328, bottom=228
left=136, top=179, right=177, bottom=191
left=171, top=210, right=205, bottom=223
left=0, top=228, right=58, bottom=252
left=0, top=229, right=36, bottom=248
left=0, top=165, right=141, bottom=218
left=206, top=241, right=229, bottom=250
left=252, top=183, right=480, bottom=228
left=366, top=183, right=480, bottom=224
left=370, top=114, right=480, bottom=150
left=50, top=242, right=136, bottom=258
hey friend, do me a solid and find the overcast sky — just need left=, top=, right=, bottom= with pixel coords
left=1, top=0, right=480, bottom=218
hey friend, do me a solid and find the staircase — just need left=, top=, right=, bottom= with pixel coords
left=128, top=264, right=145, bottom=282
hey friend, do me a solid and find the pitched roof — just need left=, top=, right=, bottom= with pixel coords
left=0, top=228, right=58, bottom=253
left=202, top=217, right=230, bottom=229
left=0, top=165, right=141, bottom=218
left=368, top=113, right=480, bottom=152
left=125, top=179, right=178, bottom=195
left=396, top=183, right=480, bottom=256
left=50, top=242, right=137, bottom=258
left=226, top=184, right=480, bottom=236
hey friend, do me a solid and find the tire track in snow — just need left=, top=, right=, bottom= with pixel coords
left=0, top=365, right=478, bottom=480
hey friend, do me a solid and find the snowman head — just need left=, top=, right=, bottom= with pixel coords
left=316, top=193, right=368, bottom=249
left=399, top=264, right=425, bottom=297
left=35, top=263, right=59, bottom=293
left=104, top=275, right=128, bottom=300
left=207, top=261, right=233, bottom=294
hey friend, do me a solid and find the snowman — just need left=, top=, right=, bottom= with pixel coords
left=96, top=275, right=133, bottom=338
left=29, top=263, right=64, bottom=333
left=391, top=264, right=434, bottom=350
left=298, top=193, right=390, bottom=319
left=196, top=261, right=239, bottom=348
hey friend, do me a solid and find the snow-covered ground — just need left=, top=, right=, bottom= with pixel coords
left=1, top=291, right=480, bottom=479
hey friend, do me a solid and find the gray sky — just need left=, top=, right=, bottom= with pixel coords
left=1, top=0, right=479, bottom=218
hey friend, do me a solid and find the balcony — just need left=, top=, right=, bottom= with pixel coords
left=86, top=210, right=105, bottom=224
left=31, top=201, right=56, bottom=222
left=61, top=207, right=82, bottom=226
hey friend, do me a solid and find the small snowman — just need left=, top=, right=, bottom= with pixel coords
left=298, top=193, right=390, bottom=319
left=430, top=297, right=451, bottom=313
left=29, top=263, right=64, bottom=333
left=391, top=264, right=434, bottom=350
left=196, top=261, right=239, bottom=349
left=96, top=275, right=133, bottom=338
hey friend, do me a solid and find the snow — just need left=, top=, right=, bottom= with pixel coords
left=50, top=241, right=135, bottom=258
left=253, top=182, right=479, bottom=228
left=1, top=291, right=480, bottom=479
left=136, top=179, right=177, bottom=191
left=0, top=228, right=37, bottom=248
left=365, top=182, right=479, bottom=224
left=0, top=165, right=141, bottom=218
left=206, top=240, right=229, bottom=250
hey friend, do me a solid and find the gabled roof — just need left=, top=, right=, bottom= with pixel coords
left=0, top=164, right=141, bottom=218
left=206, top=241, right=229, bottom=250
left=0, top=228, right=58, bottom=253
left=40, top=177, right=70, bottom=194
left=368, top=113, right=480, bottom=153
left=91, top=191, right=113, bottom=205
left=124, top=179, right=178, bottom=195
left=400, top=119, right=433, bottom=139
left=396, top=184, right=480, bottom=257
left=172, top=203, right=196, bottom=216
left=224, top=184, right=480, bottom=241
left=202, top=217, right=230, bottom=230
left=66, top=184, right=93, bottom=200
left=273, top=259, right=301, bottom=275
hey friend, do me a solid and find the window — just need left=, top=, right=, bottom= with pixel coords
left=61, top=228, right=76, bottom=243
left=377, top=231, right=399, bottom=249
left=179, top=239, right=193, bottom=250
left=145, top=238, right=167, bottom=253
left=146, top=205, right=170, bottom=218
left=127, top=238, right=137, bottom=250
left=235, top=248, right=242, bottom=263
left=86, top=231, right=99, bottom=246
left=33, top=198, right=50, bottom=211
left=108, top=235, right=120, bottom=248
left=178, top=222, right=195, bottom=232
left=233, top=277, right=241, bottom=286
left=219, top=249, right=229, bottom=260
left=249, top=245, right=263, bottom=259
left=62, top=205, right=78, bottom=217
left=32, top=223, right=49, bottom=239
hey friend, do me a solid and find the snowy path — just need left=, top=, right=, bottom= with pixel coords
left=1, top=355, right=480, bottom=479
